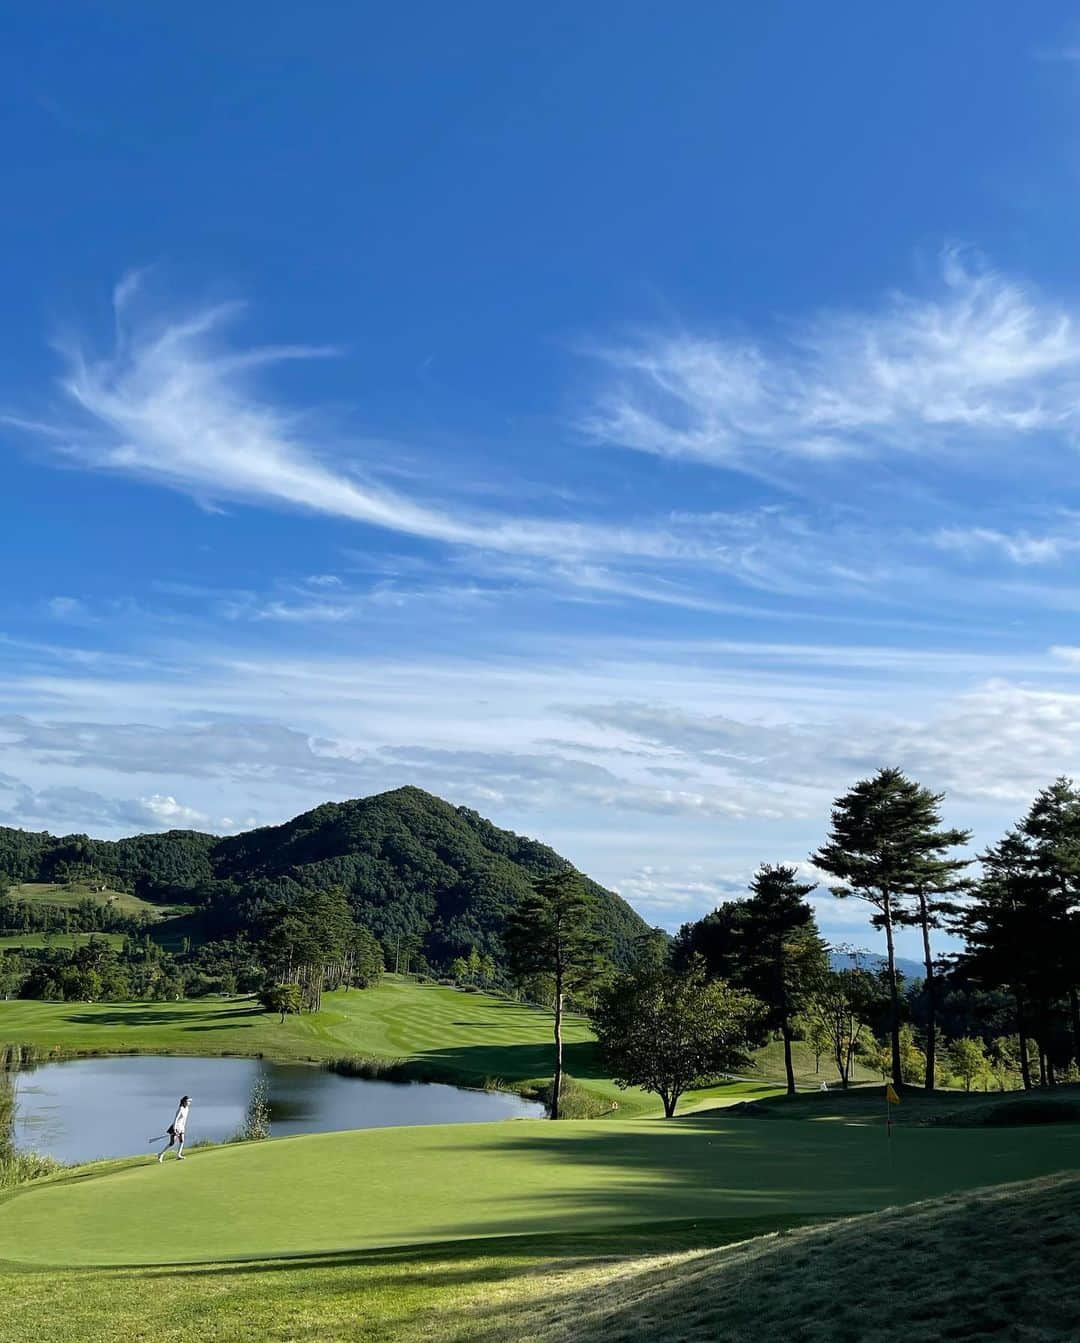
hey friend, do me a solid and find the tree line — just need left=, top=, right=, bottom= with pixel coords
left=508, top=769, right=1080, bottom=1118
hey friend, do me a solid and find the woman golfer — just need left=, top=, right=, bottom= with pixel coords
left=158, top=1095, right=191, bottom=1162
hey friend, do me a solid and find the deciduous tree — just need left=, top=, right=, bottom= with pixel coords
left=948, top=1037, right=987, bottom=1093
left=594, top=957, right=760, bottom=1117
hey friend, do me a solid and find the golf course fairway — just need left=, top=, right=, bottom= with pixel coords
left=3, top=1115, right=1078, bottom=1267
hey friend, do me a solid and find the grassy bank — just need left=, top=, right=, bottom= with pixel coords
left=529, top=1171, right=1080, bottom=1343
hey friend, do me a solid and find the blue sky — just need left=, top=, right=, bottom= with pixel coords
left=4, top=4, right=1080, bottom=954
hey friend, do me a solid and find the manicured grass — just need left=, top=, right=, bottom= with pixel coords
left=0, top=978, right=784, bottom=1116
left=3, top=1112, right=1077, bottom=1268
left=0, top=932, right=125, bottom=950
left=4, top=1173, right=1078, bottom=1343
left=724, top=1080, right=1058, bottom=1126
left=0, top=1221, right=784, bottom=1343
left=2, top=979, right=1077, bottom=1342
left=1, top=1123, right=1078, bottom=1341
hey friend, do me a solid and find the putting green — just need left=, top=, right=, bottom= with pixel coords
left=3, top=1117, right=1077, bottom=1267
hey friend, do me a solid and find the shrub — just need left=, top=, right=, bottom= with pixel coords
left=233, top=1076, right=271, bottom=1141
left=0, top=1151, right=59, bottom=1189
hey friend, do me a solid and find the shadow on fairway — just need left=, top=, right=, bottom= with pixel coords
left=131, top=1216, right=801, bottom=1281
left=63, top=1006, right=263, bottom=1030
left=404, top=1038, right=608, bottom=1084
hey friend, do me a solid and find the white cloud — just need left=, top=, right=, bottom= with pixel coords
left=584, top=250, right=1080, bottom=470
left=137, top=794, right=210, bottom=827
left=934, top=525, right=1079, bottom=565
left=0, top=778, right=212, bottom=834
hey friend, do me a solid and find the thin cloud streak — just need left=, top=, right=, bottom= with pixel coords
left=584, top=249, right=1080, bottom=470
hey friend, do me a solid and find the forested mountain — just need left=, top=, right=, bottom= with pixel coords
left=0, top=787, right=648, bottom=970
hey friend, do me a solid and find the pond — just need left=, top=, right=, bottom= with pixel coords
left=9, top=1055, right=545, bottom=1164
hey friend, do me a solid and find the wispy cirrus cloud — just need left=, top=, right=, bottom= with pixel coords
left=10, top=261, right=1080, bottom=628
left=933, top=524, right=1080, bottom=565
left=5, top=275, right=885, bottom=602
left=583, top=249, right=1080, bottom=470
left=6, top=277, right=936, bottom=611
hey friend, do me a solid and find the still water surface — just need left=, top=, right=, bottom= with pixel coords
left=12, top=1055, right=544, bottom=1163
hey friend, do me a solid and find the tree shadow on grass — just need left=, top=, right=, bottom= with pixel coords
left=62, top=1006, right=263, bottom=1030
left=126, top=1216, right=799, bottom=1282
left=399, top=1039, right=607, bottom=1087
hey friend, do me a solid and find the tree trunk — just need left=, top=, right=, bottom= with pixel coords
left=882, top=896, right=903, bottom=1087
left=1017, top=994, right=1032, bottom=1091
left=551, top=986, right=563, bottom=1120
left=782, top=1021, right=796, bottom=1097
left=917, top=890, right=936, bottom=1092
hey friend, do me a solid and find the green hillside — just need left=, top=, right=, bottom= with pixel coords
left=5, top=882, right=161, bottom=915
left=0, top=787, right=649, bottom=970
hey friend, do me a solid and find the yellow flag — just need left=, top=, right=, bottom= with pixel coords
left=885, top=1084, right=901, bottom=1105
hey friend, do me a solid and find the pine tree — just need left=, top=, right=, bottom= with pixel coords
left=812, top=769, right=968, bottom=1088
left=738, top=865, right=827, bottom=1096
left=504, top=870, right=607, bottom=1119
left=1006, top=779, right=1080, bottom=1070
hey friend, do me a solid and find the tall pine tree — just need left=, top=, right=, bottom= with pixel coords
left=505, top=870, right=607, bottom=1119
left=813, top=769, right=968, bottom=1088
left=738, top=865, right=826, bottom=1096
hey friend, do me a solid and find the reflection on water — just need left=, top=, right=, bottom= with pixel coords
left=11, top=1055, right=544, bottom=1163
